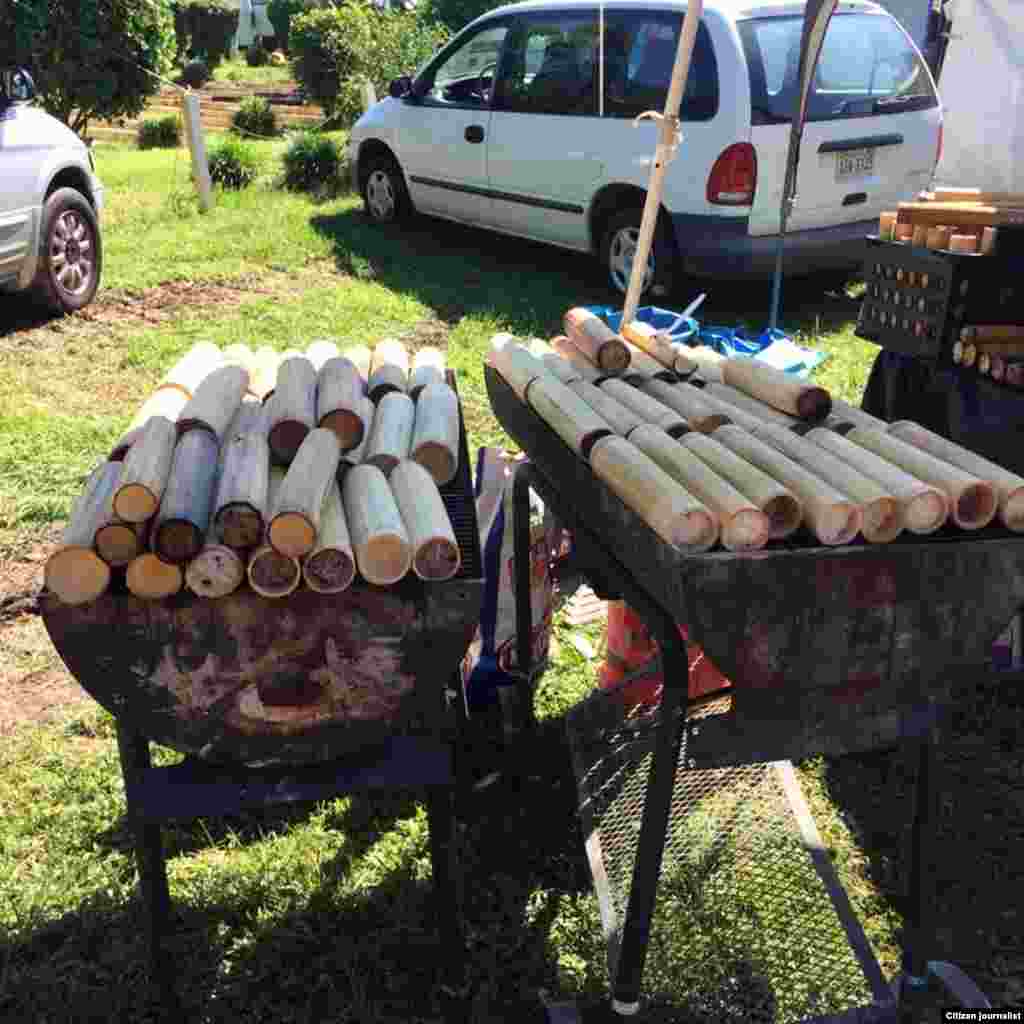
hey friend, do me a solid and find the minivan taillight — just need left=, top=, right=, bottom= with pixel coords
left=935, top=123, right=944, bottom=170
left=707, top=143, right=757, bottom=205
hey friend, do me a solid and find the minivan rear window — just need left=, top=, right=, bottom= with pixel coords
left=738, top=12, right=938, bottom=125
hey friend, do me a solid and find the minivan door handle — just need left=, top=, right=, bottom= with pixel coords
left=819, top=134, right=903, bottom=153
left=465, top=125, right=485, bottom=144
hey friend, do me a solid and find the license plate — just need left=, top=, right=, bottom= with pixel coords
left=835, top=147, right=875, bottom=181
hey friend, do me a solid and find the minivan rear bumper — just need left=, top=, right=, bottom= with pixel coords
left=670, top=213, right=874, bottom=280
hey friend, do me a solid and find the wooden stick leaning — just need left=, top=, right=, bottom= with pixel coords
left=720, top=358, right=832, bottom=419
left=176, top=364, right=250, bottom=442
left=568, top=380, right=645, bottom=437
left=110, top=388, right=190, bottom=461
left=248, top=468, right=300, bottom=598
left=248, top=347, right=280, bottom=402
left=390, top=460, right=461, bottom=581
left=157, top=341, right=224, bottom=400
left=598, top=378, right=687, bottom=436
left=343, top=463, right=412, bottom=585
left=368, top=338, right=410, bottom=400
left=886, top=420, right=1024, bottom=532
left=638, top=379, right=730, bottom=433
left=633, top=426, right=772, bottom=550
left=528, top=338, right=583, bottom=385
left=409, top=347, right=447, bottom=398
left=112, top=415, right=178, bottom=523
left=305, top=339, right=340, bottom=372
left=317, top=356, right=369, bottom=451
left=151, top=429, right=221, bottom=564
left=564, top=307, right=631, bottom=372
left=549, top=335, right=602, bottom=383
left=45, top=462, right=121, bottom=605
left=364, top=391, right=415, bottom=477
left=711, top=425, right=862, bottom=545
left=266, top=350, right=317, bottom=465
left=589, top=435, right=719, bottom=553
left=621, top=320, right=695, bottom=375
left=213, top=432, right=270, bottom=548
left=842, top=427, right=997, bottom=530
left=302, top=480, right=355, bottom=594
left=527, top=375, right=614, bottom=458
left=411, top=381, right=460, bottom=486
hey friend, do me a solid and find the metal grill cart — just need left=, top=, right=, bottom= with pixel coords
left=486, top=365, right=1013, bottom=1022
left=40, top=384, right=484, bottom=1010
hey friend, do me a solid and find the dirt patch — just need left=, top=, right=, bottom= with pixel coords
left=400, top=318, right=452, bottom=350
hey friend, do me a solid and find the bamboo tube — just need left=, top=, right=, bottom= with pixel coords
left=932, top=188, right=1024, bottom=205
left=411, top=382, right=459, bottom=486
left=632, top=427, right=770, bottom=550
left=550, top=335, right=602, bottom=383
left=589, top=434, right=719, bottom=552
left=1005, top=362, right=1024, bottom=388
left=302, top=480, right=355, bottom=594
left=390, top=460, right=461, bottom=581
left=568, top=379, right=645, bottom=437
left=488, top=335, right=550, bottom=400
left=751, top=424, right=902, bottom=543
left=342, top=345, right=372, bottom=387
left=528, top=338, right=583, bottom=385
left=368, top=338, right=410, bottom=400
left=339, top=397, right=375, bottom=470
left=702, top=381, right=803, bottom=429
left=823, top=399, right=889, bottom=433
left=911, top=225, right=928, bottom=247
left=894, top=223, right=914, bottom=242
left=721, top=358, right=831, bottom=419
left=712, top=425, right=862, bottom=545
left=364, top=392, right=415, bottom=477
left=886, top=420, right=1024, bottom=532
left=152, top=429, right=220, bottom=564
left=620, top=321, right=693, bottom=375
left=317, top=356, right=369, bottom=451
left=897, top=202, right=1024, bottom=228
left=267, top=428, right=341, bottom=558
left=962, top=344, right=978, bottom=368
left=248, top=347, right=280, bottom=402
left=981, top=227, right=999, bottom=254
left=247, top=469, right=301, bottom=598
left=688, top=387, right=767, bottom=433
left=95, top=518, right=146, bottom=568
left=978, top=352, right=992, bottom=376
left=878, top=211, right=897, bottom=240
left=127, top=550, right=184, bottom=600
left=176, top=364, right=249, bottom=442
left=621, top=340, right=672, bottom=379
left=343, top=463, right=412, bottom=585
left=682, top=345, right=726, bottom=382
left=186, top=519, right=246, bottom=598
left=225, top=396, right=265, bottom=439
left=949, top=234, right=978, bottom=254
left=526, top=376, right=614, bottom=458
left=961, top=324, right=1024, bottom=343
left=991, top=355, right=1006, bottom=381
left=222, top=343, right=255, bottom=385
left=157, top=341, right=224, bottom=400
left=109, top=388, right=189, bottom=461
left=265, top=351, right=317, bottom=465
left=409, top=347, right=447, bottom=397
left=112, top=416, right=178, bottom=523
left=639, top=379, right=731, bottom=433
left=564, top=307, right=631, bottom=372
left=213, top=433, right=269, bottom=549
left=45, top=463, right=120, bottom=604
left=305, top=339, right=340, bottom=372
left=926, top=225, right=952, bottom=250
left=597, top=378, right=687, bottom=436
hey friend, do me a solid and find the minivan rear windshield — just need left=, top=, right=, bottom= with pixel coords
left=738, top=12, right=938, bottom=125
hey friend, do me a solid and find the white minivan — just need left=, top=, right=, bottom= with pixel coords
left=349, top=0, right=942, bottom=295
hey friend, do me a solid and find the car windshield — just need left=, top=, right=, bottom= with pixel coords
left=738, top=12, right=938, bottom=124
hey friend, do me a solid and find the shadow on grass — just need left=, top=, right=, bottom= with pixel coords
left=0, top=292, right=63, bottom=338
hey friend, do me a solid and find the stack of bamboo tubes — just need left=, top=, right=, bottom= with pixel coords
left=45, top=339, right=463, bottom=606
left=489, top=327, right=1024, bottom=555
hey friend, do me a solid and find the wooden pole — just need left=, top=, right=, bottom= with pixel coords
left=182, top=91, right=213, bottom=213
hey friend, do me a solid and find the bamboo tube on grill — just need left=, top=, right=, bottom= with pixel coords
left=152, top=429, right=220, bottom=564
left=488, top=335, right=550, bottom=400
left=639, top=379, right=731, bottom=433
left=981, top=227, right=999, bottom=254
left=186, top=519, right=246, bottom=598
left=721, top=358, right=832, bottom=419
left=95, top=518, right=146, bottom=568
left=528, top=338, right=583, bottom=385
left=222, top=343, right=255, bottom=384
left=305, top=339, right=340, bottom=372
left=622, top=340, right=675, bottom=380
left=621, top=320, right=696, bottom=375
left=689, top=387, right=768, bottom=433
left=176, top=364, right=250, bottom=442
left=213, top=433, right=269, bottom=548
left=978, top=352, right=992, bottom=376
left=824, top=399, right=889, bottom=433
left=248, top=469, right=300, bottom=598
left=568, top=379, right=645, bottom=437
left=843, top=427, right=997, bottom=530
left=962, top=343, right=978, bottom=368
left=926, top=225, right=952, bottom=250
left=249, top=347, right=280, bottom=402
left=339, top=396, right=374, bottom=471
left=961, top=324, right=1024, bottom=343
left=887, top=420, right=1024, bottom=532
left=302, top=480, right=355, bottom=593
left=633, top=427, right=771, bottom=550
left=712, top=425, right=862, bottom=545
left=409, top=347, right=447, bottom=397
left=390, top=460, right=461, bottom=580
left=225, top=396, right=264, bottom=439
left=364, top=392, right=415, bottom=476
left=752, top=424, right=902, bottom=543
left=127, top=551, right=184, bottom=600
left=949, top=234, right=978, bottom=254
left=411, top=382, right=459, bottom=486
left=317, top=356, right=368, bottom=451
left=527, top=376, right=614, bottom=458
left=702, top=381, right=803, bottom=429
left=267, top=428, right=341, bottom=558
left=110, top=388, right=189, bottom=461
left=682, top=345, right=726, bottom=382
left=46, top=463, right=120, bottom=604
left=342, top=345, right=372, bottom=386
left=343, top=463, right=412, bottom=585
left=590, top=435, right=718, bottom=552
left=157, top=341, right=224, bottom=400
left=368, top=339, right=410, bottom=400
left=673, top=430, right=798, bottom=543
left=550, top=335, right=602, bottom=382
left=598, top=378, right=687, bottom=436
left=991, top=355, right=1006, bottom=381
left=112, top=416, right=178, bottom=523
left=266, top=351, right=317, bottom=465
left=564, top=307, right=631, bottom=372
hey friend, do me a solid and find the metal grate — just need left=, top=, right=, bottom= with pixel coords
left=567, top=689, right=885, bottom=1022
left=439, top=372, right=484, bottom=583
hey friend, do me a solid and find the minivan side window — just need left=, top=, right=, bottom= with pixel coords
left=602, top=13, right=718, bottom=121
left=494, top=12, right=599, bottom=115
left=421, top=23, right=510, bottom=108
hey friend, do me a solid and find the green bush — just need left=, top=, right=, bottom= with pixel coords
left=208, top=137, right=260, bottom=189
left=418, top=0, right=505, bottom=32
left=245, top=39, right=269, bottom=67
left=180, top=58, right=211, bottom=88
left=291, top=2, right=448, bottom=125
left=267, top=0, right=319, bottom=51
left=232, top=96, right=277, bottom=137
left=172, top=0, right=238, bottom=67
left=282, top=131, right=343, bottom=194
left=138, top=115, right=182, bottom=149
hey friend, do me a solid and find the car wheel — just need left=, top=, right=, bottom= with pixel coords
left=599, top=206, right=676, bottom=299
left=360, top=153, right=412, bottom=225
left=31, top=187, right=102, bottom=314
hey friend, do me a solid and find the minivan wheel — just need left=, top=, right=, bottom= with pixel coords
left=32, top=187, right=102, bottom=314
left=361, top=153, right=412, bottom=224
left=599, top=207, right=675, bottom=299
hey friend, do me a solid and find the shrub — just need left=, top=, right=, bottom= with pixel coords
left=291, top=2, right=448, bottom=125
left=282, top=131, right=343, bottom=194
left=172, top=0, right=238, bottom=68
left=138, top=115, right=182, bottom=149
left=418, top=0, right=505, bottom=32
left=208, top=137, right=260, bottom=189
left=245, top=40, right=269, bottom=67
left=267, top=0, right=313, bottom=51
left=232, top=96, right=277, bottom=137
left=180, top=58, right=211, bottom=88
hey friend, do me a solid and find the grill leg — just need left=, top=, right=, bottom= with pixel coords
left=426, top=783, right=467, bottom=1018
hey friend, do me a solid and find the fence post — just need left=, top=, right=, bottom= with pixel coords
left=181, top=90, right=213, bottom=213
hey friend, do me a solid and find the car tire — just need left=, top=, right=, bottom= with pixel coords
left=31, top=187, right=102, bottom=314
left=599, top=206, right=677, bottom=299
left=360, top=152, right=412, bottom=225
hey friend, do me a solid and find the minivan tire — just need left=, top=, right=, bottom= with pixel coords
left=32, top=187, right=102, bottom=314
left=360, top=153, right=413, bottom=225
left=599, top=206, right=676, bottom=299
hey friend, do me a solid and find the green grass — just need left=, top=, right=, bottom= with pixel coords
left=210, top=56, right=296, bottom=86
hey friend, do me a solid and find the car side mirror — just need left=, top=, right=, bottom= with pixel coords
left=2, top=68, right=36, bottom=102
left=388, top=75, right=412, bottom=99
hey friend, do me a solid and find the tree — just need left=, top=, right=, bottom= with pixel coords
left=0, top=0, right=176, bottom=138
left=417, top=0, right=505, bottom=33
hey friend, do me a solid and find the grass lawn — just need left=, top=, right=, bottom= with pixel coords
left=206, top=56, right=297, bottom=87
left=0, top=139, right=1006, bottom=1021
